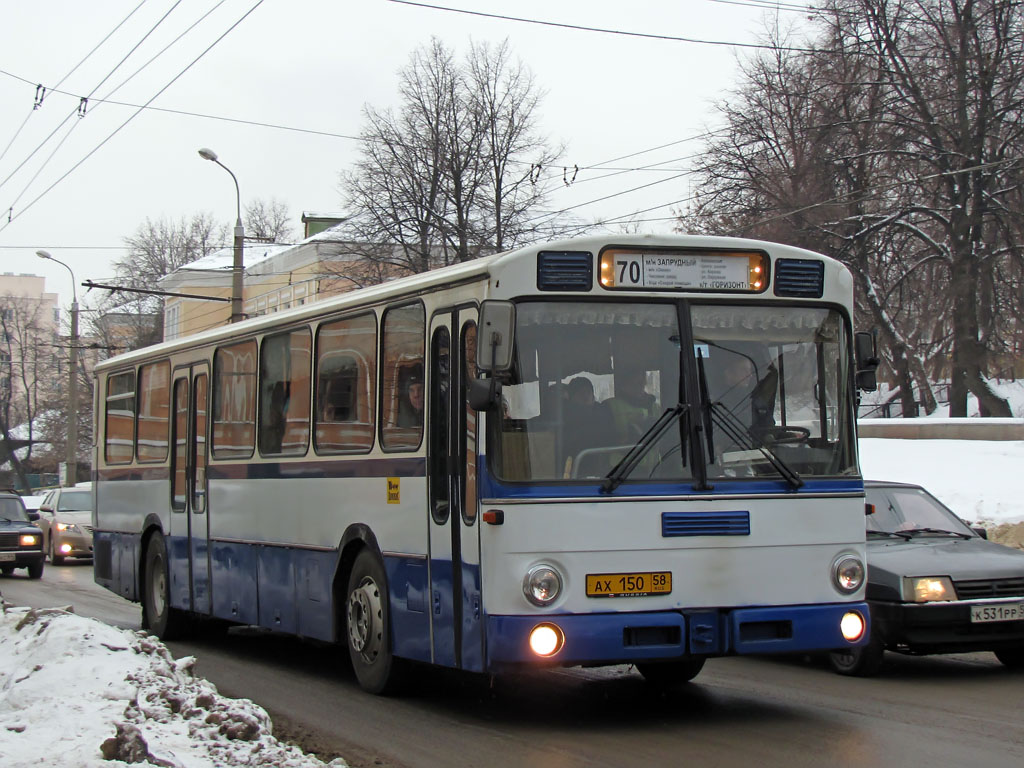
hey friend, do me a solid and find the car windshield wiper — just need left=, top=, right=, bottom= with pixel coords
left=602, top=403, right=688, bottom=493
left=868, top=529, right=913, bottom=540
left=707, top=402, right=803, bottom=490
left=900, top=527, right=972, bottom=539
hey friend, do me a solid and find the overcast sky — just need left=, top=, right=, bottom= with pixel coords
left=0, top=0, right=812, bottom=311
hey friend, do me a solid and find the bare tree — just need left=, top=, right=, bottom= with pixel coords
left=95, top=213, right=227, bottom=352
left=245, top=198, right=294, bottom=242
left=0, top=295, right=59, bottom=490
left=682, top=1, right=1024, bottom=417
left=340, top=38, right=562, bottom=280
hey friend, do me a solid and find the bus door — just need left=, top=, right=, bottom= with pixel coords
left=170, top=364, right=211, bottom=615
left=427, top=308, right=482, bottom=670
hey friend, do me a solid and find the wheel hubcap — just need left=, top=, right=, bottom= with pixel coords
left=347, top=576, right=383, bottom=661
left=150, top=556, right=166, bottom=616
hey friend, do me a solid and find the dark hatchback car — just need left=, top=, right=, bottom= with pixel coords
left=0, top=490, right=45, bottom=579
left=829, top=481, right=1024, bottom=676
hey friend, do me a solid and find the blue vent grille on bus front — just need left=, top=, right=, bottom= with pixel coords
left=661, top=511, right=751, bottom=537
left=774, top=258, right=824, bottom=298
left=536, top=251, right=593, bottom=291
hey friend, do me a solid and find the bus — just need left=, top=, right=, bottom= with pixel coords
left=92, top=233, right=876, bottom=694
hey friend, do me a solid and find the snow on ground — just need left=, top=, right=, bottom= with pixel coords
left=0, top=603, right=345, bottom=768
left=859, top=437, right=1024, bottom=525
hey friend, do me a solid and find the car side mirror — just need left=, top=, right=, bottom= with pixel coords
left=27, top=510, right=39, bottom=522
left=971, top=526, right=988, bottom=540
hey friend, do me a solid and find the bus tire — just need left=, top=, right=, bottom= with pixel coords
left=636, top=658, right=706, bottom=687
left=142, top=533, right=188, bottom=640
left=828, top=630, right=884, bottom=677
left=345, top=549, right=405, bottom=695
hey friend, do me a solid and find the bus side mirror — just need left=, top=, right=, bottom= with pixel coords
left=854, top=330, right=879, bottom=392
left=468, top=378, right=502, bottom=411
left=476, top=301, right=515, bottom=374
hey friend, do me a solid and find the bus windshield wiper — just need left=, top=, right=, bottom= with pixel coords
left=707, top=402, right=804, bottom=490
left=602, top=403, right=688, bottom=493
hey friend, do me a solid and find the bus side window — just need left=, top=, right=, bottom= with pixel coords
left=212, top=340, right=257, bottom=459
left=381, top=303, right=425, bottom=451
left=105, top=370, right=136, bottom=465
left=259, top=328, right=311, bottom=456
left=315, top=313, right=376, bottom=454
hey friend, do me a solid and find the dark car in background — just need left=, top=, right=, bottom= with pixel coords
left=829, top=481, right=1024, bottom=676
left=35, top=484, right=94, bottom=564
left=0, top=489, right=45, bottom=578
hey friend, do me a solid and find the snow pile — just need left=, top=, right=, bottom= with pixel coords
left=0, top=603, right=345, bottom=768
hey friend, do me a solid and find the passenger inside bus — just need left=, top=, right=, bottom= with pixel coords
left=604, top=368, right=657, bottom=443
left=396, top=371, right=424, bottom=427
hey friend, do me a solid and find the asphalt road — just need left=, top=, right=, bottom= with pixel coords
left=3, top=562, right=1023, bottom=768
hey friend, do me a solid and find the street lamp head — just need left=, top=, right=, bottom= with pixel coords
left=36, top=249, right=53, bottom=261
left=198, top=147, right=219, bottom=162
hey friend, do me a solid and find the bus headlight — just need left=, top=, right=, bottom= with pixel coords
left=529, top=623, right=564, bottom=657
left=840, top=611, right=866, bottom=642
left=831, top=554, right=865, bottom=594
left=523, top=565, right=562, bottom=606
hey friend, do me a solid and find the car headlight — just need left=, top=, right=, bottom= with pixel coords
left=903, top=576, right=957, bottom=602
left=56, top=522, right=81, bottom=533
left=20, top=534, right=39, bottom=547
left=523, top=564, right=562, bottom=606
left=831, top=554, right=865, bottom=594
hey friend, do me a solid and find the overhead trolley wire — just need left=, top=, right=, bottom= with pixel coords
left=0, top=0, right=147, bottom=168
left=0, top=1, right=185, bottom=197
left=0, top=0, right=267, bottom=235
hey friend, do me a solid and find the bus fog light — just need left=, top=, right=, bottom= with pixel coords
left=832, top=554, right=865, bottom=594
left=523, top=565, right=562, bottom=606
left=840, top=611, right=865, bottom=642
left=529, top=623, right=564, bottom=657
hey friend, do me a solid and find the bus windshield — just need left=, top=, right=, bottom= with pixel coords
left=490, top=301, right=856, bottom=484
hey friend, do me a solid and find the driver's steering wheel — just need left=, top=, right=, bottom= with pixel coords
left=754, top=425, right=811, bottom=444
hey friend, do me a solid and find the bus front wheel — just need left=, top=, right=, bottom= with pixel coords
left=636, top=658, right=706, bottom=687
left=345, top=549, right=405, bottom=695
left=142, top=533, right=188, bottom=640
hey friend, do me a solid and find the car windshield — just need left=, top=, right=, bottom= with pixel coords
left=489, top=301, right=857, bottom=484
left=0, top=497, right=30, bottom=522
left=866, top=486, right=975, bottom=537
left=57, top=490, right=93, bottom=512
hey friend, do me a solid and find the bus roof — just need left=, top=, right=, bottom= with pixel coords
left=95, top=233, right=839, bottom=373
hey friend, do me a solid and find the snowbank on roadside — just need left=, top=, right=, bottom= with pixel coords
left=0, top=603, right=346, bottom=768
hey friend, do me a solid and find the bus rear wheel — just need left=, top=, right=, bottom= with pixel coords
left=636, top=658, right=706, bottom=687
left=346, top=549, right=405, bottom=695
left=142, top=533, right=188, bottom=640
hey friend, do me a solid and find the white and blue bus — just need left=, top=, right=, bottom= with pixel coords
left=93, top=234, right=875, bottom=693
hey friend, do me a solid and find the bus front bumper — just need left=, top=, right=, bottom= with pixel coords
left=486, top=602, right=870, bottom=668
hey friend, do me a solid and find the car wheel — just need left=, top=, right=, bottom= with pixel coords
left=26, top=560, right=44, bottom=580
left=49, top=537, right=65, bottom=565
left=994, top=647, right=1024, bottom=670
left=829, top=630, right=885, bottom=676
left=345, top=548, right=406, bottom=695
left=636, top=658, right=707, bottom=687
left=142, top=533, right=189, bottom=640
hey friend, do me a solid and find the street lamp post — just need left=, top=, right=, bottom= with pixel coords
left=198, top=147, right=245, bottom=324
left=36, top=250, right=78, bottom=487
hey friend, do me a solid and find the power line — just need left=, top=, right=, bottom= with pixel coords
left=0, top=0, right=267, bottom=235
left=0, top=1, right=185, bottom=198
left=386, top=0, right=822, bottom=53
left=0, top=0, right=147, bottom=168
